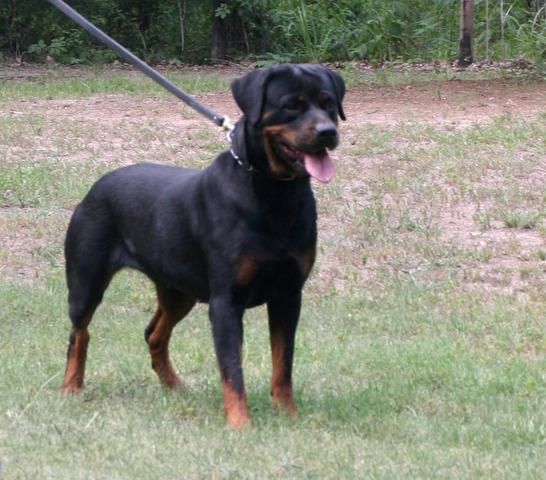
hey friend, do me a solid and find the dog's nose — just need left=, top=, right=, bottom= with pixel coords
left=315, top=123, right=337, bottom=139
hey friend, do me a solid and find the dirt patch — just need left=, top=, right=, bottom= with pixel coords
left=347, top=77, right=546, bottom=127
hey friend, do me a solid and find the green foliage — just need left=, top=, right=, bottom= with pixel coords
left=27, top=30, right=118, bottom=64
left=353, top=1, right=405, bottom=61
left=2, top=0, right=546, bottom=64
left=269, top=0, right=356, bottom=62
left=511, top=6, right=546, bottom=60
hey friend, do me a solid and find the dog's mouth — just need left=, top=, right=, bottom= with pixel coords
left=273, top=139, right=336, bottom=184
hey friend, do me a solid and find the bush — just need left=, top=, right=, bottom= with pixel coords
left=2, top=0, right=546, bottom=65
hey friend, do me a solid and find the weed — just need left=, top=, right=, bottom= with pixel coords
left=474, top=211, right=493, bottom=231
left=501, top=210, right=543, bottom=229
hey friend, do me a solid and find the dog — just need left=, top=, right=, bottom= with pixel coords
left=61, top=64, right=346, bottom=429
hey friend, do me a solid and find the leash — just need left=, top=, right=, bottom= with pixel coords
left=46, top=0, right=234, bottom=133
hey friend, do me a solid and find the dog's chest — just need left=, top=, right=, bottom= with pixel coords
left=234, top=252, right=313, bottom=307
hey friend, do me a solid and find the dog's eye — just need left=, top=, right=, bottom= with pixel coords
left=321, top=97, right=336, bottom=110
left=282, top=95, right=307, bottom=113
left=283, top=101, right=301, bottom=113
left=319, top=91, right=337, bottom=110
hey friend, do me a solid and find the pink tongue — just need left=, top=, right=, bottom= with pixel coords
left=303, top=152, right=336, bottom=183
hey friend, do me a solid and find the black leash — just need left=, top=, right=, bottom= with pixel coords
left=46, top=0, right=233, bottom=131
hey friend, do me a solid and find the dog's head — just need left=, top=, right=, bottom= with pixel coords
left=231, top=64, right=346, bottom=183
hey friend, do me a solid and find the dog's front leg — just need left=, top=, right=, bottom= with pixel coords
left=209, top=296, right=250, bottom=429
left=267, top=291, right=301, bottom=416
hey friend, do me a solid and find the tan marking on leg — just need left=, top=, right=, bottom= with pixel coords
left=270, top=331, right=297, bottom=415
left=222, top=380, right=251, bottom=429
left=146, top=295, right=195, bottom=389
left=147, top=311, right=184, bottom=389
left=61, top=328, right=90, bottom=394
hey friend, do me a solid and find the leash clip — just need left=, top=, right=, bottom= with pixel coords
left=225, top=118, right=255, bottom=173
left=220, top=115, right=235, bottom=134
left=223, top=115, right=238, bottom=151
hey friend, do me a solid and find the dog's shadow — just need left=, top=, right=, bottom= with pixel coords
left=66, top=376, right=388, bottom=429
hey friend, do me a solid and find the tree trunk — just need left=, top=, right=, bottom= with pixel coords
left=536, top=0, right=546, bottom=19
left=458, top=0, right=474, bottom=67
left=211, top=0, right=228, bottom=63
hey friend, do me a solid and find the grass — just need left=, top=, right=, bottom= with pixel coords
left=0, top=68, right=233, bottom=102
left=1, top=67, right=545, bottom=478
left=2, top=277, right=545, bottom=478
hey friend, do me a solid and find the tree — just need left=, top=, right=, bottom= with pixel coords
left=458, top=0, right=474, bottom=66
left=211, top=0, right=228, bottom=62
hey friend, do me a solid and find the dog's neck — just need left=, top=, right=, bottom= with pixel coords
left=229, top=138, right=255, bottom=173
left=229, top=121, right=255, bottom=173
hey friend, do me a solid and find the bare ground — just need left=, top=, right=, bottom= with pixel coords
left=340, top=78, right=546, bottom=300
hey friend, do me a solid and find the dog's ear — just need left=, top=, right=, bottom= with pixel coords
left=231, top=68, right=273, bottom=125
left=324, top=68, right=346, bottom=121
left=298, top=64, right=346, bottom=121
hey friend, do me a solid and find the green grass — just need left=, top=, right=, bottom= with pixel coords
left=1, top=277, right=544, bottom=478
left=0, top=68, right=233, bottom=102
left=1, top=68, right=545, bottom=478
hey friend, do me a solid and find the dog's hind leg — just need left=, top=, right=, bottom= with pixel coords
left=145, top=286, right=195, bottom=389
left=61, top=313, right=93, bottom=394
left=61, top=258, right=115, bottom=394
left=62, top=211, right=121, bottom=394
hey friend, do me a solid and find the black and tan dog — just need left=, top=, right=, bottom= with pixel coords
left=61, top=64, right=346, bottom=428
